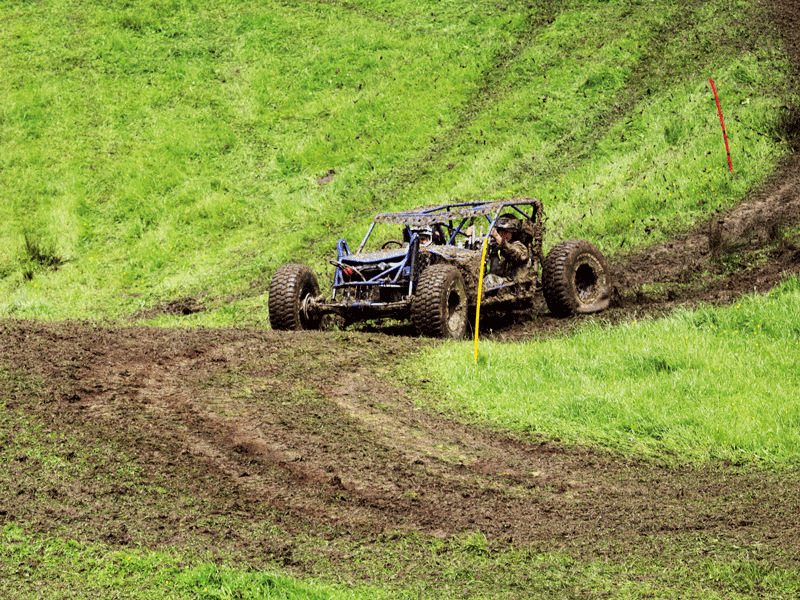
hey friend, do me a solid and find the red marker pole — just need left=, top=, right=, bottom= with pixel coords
left=709, top=78, right=733, bottom=173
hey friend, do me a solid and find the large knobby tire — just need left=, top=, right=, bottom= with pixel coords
left=411, top=264, right=469, bottom=339
left=542, top=239, right=610, bottom=317
left=268, top=263, right=322, bottom=331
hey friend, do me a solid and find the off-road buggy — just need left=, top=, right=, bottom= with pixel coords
left=268, top=198, right=610, bottom=338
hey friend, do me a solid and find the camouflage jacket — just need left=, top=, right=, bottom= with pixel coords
left=494, top=239, right=530, bottom=279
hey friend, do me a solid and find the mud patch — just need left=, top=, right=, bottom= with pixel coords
left=1, top=321, right=799, bottom=584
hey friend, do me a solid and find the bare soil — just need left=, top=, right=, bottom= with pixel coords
left=2, top=0, right=800, bottom=592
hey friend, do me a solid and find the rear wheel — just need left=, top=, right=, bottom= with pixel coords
left=268, top=263, right=322, bottom=330
left=411, top=264, right=469, bottom=339
left=542, top=239, right=610, bottom=317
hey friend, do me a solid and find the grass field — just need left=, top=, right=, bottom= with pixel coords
left=2, top=0, right=800, bottom=598
left=0, top=0, right=795, bottom=324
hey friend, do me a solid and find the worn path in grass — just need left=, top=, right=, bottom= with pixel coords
left=2, top=0, right=800, bottom=590
left=2, top=319, right=800, bottom=575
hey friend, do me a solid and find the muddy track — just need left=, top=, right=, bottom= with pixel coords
left=2, top=320, right=800, bottom=571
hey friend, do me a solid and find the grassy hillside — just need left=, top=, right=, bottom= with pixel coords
left=2, top=1, right=800, bottom=599
left=0, top=0, right=795, bottom=324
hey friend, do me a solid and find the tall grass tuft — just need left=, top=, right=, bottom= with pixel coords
left=19, top=230, right=64, bottom=280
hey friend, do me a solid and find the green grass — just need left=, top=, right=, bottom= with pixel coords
left=0, top=524, right=376, bottom=600
left=4, top=523, right=800, bottom=600
left=427, top=274, right=800, bottom=465
left=0, top=0, right=796, bottom=322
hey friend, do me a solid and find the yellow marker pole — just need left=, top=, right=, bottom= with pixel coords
left=473, top=236, right=490, bottom=363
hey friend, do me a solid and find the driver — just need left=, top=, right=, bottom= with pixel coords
left=489, top=214, right=530, bottom=280
left=417, top=227, right=433, bottom=247
left=408, top=225, right=443, bottom=247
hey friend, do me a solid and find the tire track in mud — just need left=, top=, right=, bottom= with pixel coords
left=70, top=332, right=367, bottom=522
left=2, top=318, right=800, bottom=567
left=614, top=152, right=800, bottom=298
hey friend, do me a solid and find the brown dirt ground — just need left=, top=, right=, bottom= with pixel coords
left=2, top=0, right=800, bottom=592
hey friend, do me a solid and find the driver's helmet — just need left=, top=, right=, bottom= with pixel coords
left=495, top=214, right=522, bottom=231
left=414, top=227, right=434, bottom=247
left=494, top=214, right=522, bottom=243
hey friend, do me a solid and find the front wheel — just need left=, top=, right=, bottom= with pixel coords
left=268, top=263, right=322, bottom=330
left=411, top=264, right=469, bottom=339
left=542, top=239, right=610, bottom=317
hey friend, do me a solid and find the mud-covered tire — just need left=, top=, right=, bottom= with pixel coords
left=542, top=239, right=610, bottom=317
left=268, top=263, right=322, bottom=331
left=411, top=264, right=469, bottom=339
